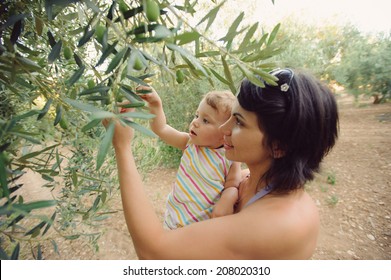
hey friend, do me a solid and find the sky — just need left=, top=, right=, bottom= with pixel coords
left=228, top=0, right=391, bottom=34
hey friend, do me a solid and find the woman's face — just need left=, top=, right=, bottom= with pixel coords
left=220, top=100, right=273, bottom=167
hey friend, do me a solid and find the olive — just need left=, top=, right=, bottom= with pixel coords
left=176, top=69, right=185, bottom=84
left=145, top=0, right=159, bottom=22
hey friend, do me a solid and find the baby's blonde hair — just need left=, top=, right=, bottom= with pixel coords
left=203, top=91, right=235, bottom=118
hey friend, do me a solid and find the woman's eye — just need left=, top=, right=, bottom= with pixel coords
left=235, top=118, right=242, bottom=126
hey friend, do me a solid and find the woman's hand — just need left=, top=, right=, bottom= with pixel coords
left=102, top=104, right=135, bottom=149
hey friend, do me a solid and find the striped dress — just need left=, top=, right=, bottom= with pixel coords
left=164, top=143, right=232, bottom=229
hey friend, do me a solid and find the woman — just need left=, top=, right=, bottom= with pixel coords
left=104, top=68, right=339, bottom=259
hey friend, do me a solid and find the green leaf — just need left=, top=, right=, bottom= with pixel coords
left=42, top=211, right=56, bottom=236
left=118, top=102, right=145, bottom=108
left=65, top=98, right=103, bottom=112
left=13, top=111, right=40, bottom=122
left=86, top=95, right=109, bottom=102
left=242, top=46, right=284, bottom=63
left=197, top=0, right=225, bottom=31
left=79, top=86, right=110, bottom=96
left=91, top=195, right=100, bottom=211
left=18, top=144, right=59, bottom=161
left=96, top=41, right=118, bottom=67
left=221, top=55, right=236, bottom=93
left=120, top=85, right=144, bottom=105
left=115, top=6, right=143, bottom=21
left=2, top=14, right=26, bottom=29
left=82, top=119, right=101, bottom=132
left=90, top=111, right=116, bottom=120
left=267, top=23, right=281, bottom=46
left=15, top=77, right=35, bottom=89
left=48, top=40, right=62, bottom=63
left=124, top=75, right=150, bottom=86
left=195, top=51, right=220, bottom=58
left=66, top=65, right=85, bottom=86
left=47, top=30, right=56, bottom=47
left=9, top=132, right=41, bottom=144
left=51, top=240, right=59, bottom=255
left=11, top=243, right=20, bottom=260
left=25, top=221, right=46, bottom=236
left=219, top=12, right=244, bottom=44
left=0, top=246, right=10, bottom=260
left=78, top=28, right=95, bottom=47
left=13, top=200, right=57, bottom=213
left=96, top=121, right=114, bottom=170
left=73, top=53, right=83, bottom=67
left=175, top=31, right=201, bottom=45
left=64, top=235, right=80, bottom=240
left=237, top=64, right=266, bottom=89
left=167, top=43, right=208, bottom=76
left=0, top=153, right=9, bottom=198
left=71, top=170, right=78, bottom=187
left=15, top=56, right=42, bottom=71
left=10, top=19, right=22, bottom=44
left=252, top=68, right=278, bottom=85
left=53, top=104, right=62, bottom=126
left=210, top=68, right=230, bottom=85
left=105, top=47, right=127, bottom=73
left=120, top=111, right=155, bottom=120
left=238, top=22, right=259, bottom=51
left=122, top=119, right=156, bottom=137
left=36, top=244, right=43, bottom=260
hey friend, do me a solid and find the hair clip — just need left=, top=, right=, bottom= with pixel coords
left=280, top=83, right=290, bottom=92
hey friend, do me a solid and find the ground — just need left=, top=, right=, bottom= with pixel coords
left=17, top=93, right=391, bottom=260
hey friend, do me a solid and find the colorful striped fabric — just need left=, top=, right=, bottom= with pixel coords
left=164, top=143, right=232, bottom=229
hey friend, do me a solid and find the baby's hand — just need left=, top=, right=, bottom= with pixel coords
left=136, top=85, right=161, bottom=107
left=211, top=199, right=235, bottom=218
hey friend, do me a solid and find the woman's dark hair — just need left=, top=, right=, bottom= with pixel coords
left=237, top=69, right=339, bottom=193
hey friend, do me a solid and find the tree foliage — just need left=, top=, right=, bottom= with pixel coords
left=0, top=0, right=281, bottom=259
left=274, top=20, right=391, bottom=102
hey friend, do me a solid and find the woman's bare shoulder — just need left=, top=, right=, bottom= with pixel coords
left=234, top=190, right=320, bottom=259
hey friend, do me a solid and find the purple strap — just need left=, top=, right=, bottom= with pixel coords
left=244, top=185, right=273, bottom=208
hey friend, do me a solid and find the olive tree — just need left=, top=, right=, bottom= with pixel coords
left=0, top=0, right=281, bottom=259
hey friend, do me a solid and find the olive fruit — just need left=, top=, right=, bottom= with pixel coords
left=63, top=46, right=72, bottom=60
left=95, top=24, right=106, bottom=43
left=145, top=0, right=159, bottom=22
left=176, top=69, right=185, bottom=84
left=133, top=56, right=144, bottom=70
left=118, top=0, right=128, bottom=13
left=59, top=116, right=69, bottom=130
left=143, top=77, right=152, bottom=83
left=87, top=79, right=95, bottom=89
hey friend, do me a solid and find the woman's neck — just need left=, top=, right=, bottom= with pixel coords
left=246, top=162, right=270, bottom=192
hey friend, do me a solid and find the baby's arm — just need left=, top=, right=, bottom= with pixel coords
left=137, top=85, right=189, bottom=150
left=211, top=162, right=241, bottom=218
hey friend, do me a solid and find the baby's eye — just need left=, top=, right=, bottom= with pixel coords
left=194, top=114, right=199, bottom=119
left=203, top=118, right=209, bottom=124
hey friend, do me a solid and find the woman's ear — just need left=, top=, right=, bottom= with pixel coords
left=272, top=142, right=285, bottom=159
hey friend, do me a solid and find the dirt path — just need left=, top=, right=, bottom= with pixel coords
left=26, top=94, right=391, bottom=260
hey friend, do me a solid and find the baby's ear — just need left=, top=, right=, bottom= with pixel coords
left=272, top=142, right=286, bottom=159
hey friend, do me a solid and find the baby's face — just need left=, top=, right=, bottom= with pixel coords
left=188, top=100, right=229, bottom=149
